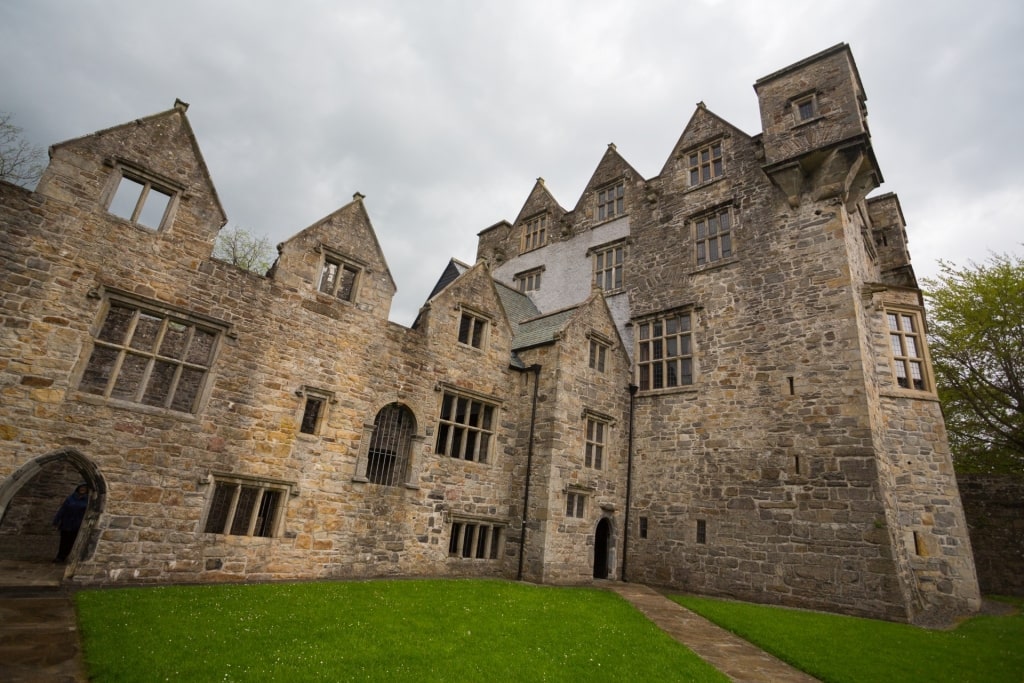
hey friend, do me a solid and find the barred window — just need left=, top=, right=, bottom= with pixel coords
left=79, top=298, right=220, bottom=413
left=521, top=214, right=548, bottom=253
left=448, top=521, right=503, bottom=559
left=887, top=310, right=929, bottom=391
left=637, top=313, right=693, bottom=391
left=435, top=392, right=496, bottom=463
left=203, top=478, right=288, bottom=538
left=458, top=312, right=487, bottom=349
left=593, top=243, right=624, bottom=291
left=319, top=257, right=359, bottom=302
left=585, top=417, right=606, bottom=469
left=597, top=182, right=625, bottom=221
left=688, top=142, right=724, bottom=187
left=365, top=403, right=415, bottom=486
left=695, top=207, right=733, bottom=265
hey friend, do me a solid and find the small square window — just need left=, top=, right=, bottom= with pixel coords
left=793, top=94, right=818, bottom=122
left=687, top=142, right=723, bottom=187
left=458, top=312, right=487, bottom=349
left=694, top=207, right=733, bottom=266
left=597, top=181, right=625, bottom=221
left=108, top=173, right=175, bottom=230
left=318, top=256, right=359, bottom=302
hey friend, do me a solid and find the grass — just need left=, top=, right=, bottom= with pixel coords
left=672, top=594, right=1024, bottom=683
left=76, top=579, right=727, bottom=682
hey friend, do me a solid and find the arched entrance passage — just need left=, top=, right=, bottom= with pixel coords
left=594, top=517, right=611, bottom=579
left=0, top=448, right=106, bottom=567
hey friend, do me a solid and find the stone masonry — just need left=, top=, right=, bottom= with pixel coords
left=0, top=44, right=979, bottom=624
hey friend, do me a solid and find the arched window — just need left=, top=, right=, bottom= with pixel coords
left=365, top=403, right=415, bottom=486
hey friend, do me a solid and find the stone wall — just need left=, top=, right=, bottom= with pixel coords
left=957, top=474, right=1024, bottom=596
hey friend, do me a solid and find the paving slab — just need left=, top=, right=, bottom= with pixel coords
left=607, top=582, right=820, bottom=683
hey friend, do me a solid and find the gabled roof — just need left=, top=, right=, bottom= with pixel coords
left=513, top=177, right=568, bottom=225
left=571, top=143, right=645, bottom=213
left=50, top=99, right=228, bottom=227
left=658, top=102, right=754, bottom=178
left=494, top=281, right=542, bottom=333
left=426, top=258, right=472, bottom=301
left=510, top=306, right=578, bottom=351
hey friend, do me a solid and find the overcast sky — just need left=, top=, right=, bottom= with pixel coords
left=2, top=1, right=1021, bottom=325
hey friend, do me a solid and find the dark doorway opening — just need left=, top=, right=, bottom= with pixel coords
left=594, top=517, right=611, bottom=579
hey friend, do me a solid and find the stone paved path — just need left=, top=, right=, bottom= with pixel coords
left=607, top=582, right=820, bottom=683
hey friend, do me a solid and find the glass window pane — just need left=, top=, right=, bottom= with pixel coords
left=319, top=262, right=338, bottom=294
left=204, top=483, right=236, bottom=534
left=231, top=487, right=259, bottom=535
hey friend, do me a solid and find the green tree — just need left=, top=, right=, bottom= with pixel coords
left=0, top=111, right=45, bottom=187
left=213, top=225, right=275, bottom=274
left=923, top=252, right=1024, bottom=473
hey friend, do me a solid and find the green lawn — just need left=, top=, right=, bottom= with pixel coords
left=76, top=579, right=726, bottom=682
left=673, top=594, right=1024, bottom=683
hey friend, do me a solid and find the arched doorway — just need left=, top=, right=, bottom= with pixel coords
left=0, top=448, right=105, bottom=575
left=594, top=517, right=611, bottom=579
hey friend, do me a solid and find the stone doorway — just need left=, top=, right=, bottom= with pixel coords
left=593, top=517, right=611, bottom=579
left=0, top=448, right=105, bottom=586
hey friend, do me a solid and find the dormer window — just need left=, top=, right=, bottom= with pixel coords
left=521, top=214, right=548, bottom=253
left=687, top=142, right=723, bottom=187
left=107, top=169, right=177, bottom=230
left=318, top=254, right=360, bottom=302
left=597, top=181, right=624, bottom=221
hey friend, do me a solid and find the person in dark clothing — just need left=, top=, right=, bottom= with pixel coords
left=53, top=483, right=89, bottom=562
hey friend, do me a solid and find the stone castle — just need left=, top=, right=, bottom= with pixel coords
left=0, top=44, right=980, bottom=624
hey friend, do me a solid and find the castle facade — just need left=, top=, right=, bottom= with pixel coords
left=0, top=44, right=980, bottom=624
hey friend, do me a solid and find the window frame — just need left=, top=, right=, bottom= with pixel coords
left=592, top=240, right=625, bottom=292
left=448, top=519, right=504, bottom=560
left=885, top=308, right=931, bottom=392
left=520, top=213, right=549, bottom=253
left=693, top=205, right=734, bottom=266
left=596, top=181, right=625, bottom=221
left=317, top=251, right=361, bottom=302
left=201, top=473, right=294, bottom=538
left=105, top=164, right=181, bottom=231
left=635, top=311, right=695, bottom=392
left=588, top=337, right=608, bottom=373
left=514, top=267, right=544, bottom=293
left=566, top=491, right=586, bottom=519
left=297, top=386, right=334, bottom=436
left=584, top=416, right=607, bottom=470
left=435, top=389, right=498, bottom=463
left=457, top=310, right=489, bottom=349
left=76, top=290, right=225, bottom=414
left=792, top=92, right=819, bottom=124
left=686, top=141, right=724, bottom=187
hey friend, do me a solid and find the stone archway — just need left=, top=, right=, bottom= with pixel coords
left=0, top=448, right=106, bottom=570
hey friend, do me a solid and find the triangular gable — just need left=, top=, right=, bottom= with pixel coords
left=48, top=100, right=228, bottom=228
left=512, top=178, right=567, bottom=226
left=421, top=260, right=515, bottom=346
left=658, top=103, right=754, bottom=178
left=570, top=143, right=645, bottom=214
left=279, top=193, right=397, bottom=296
